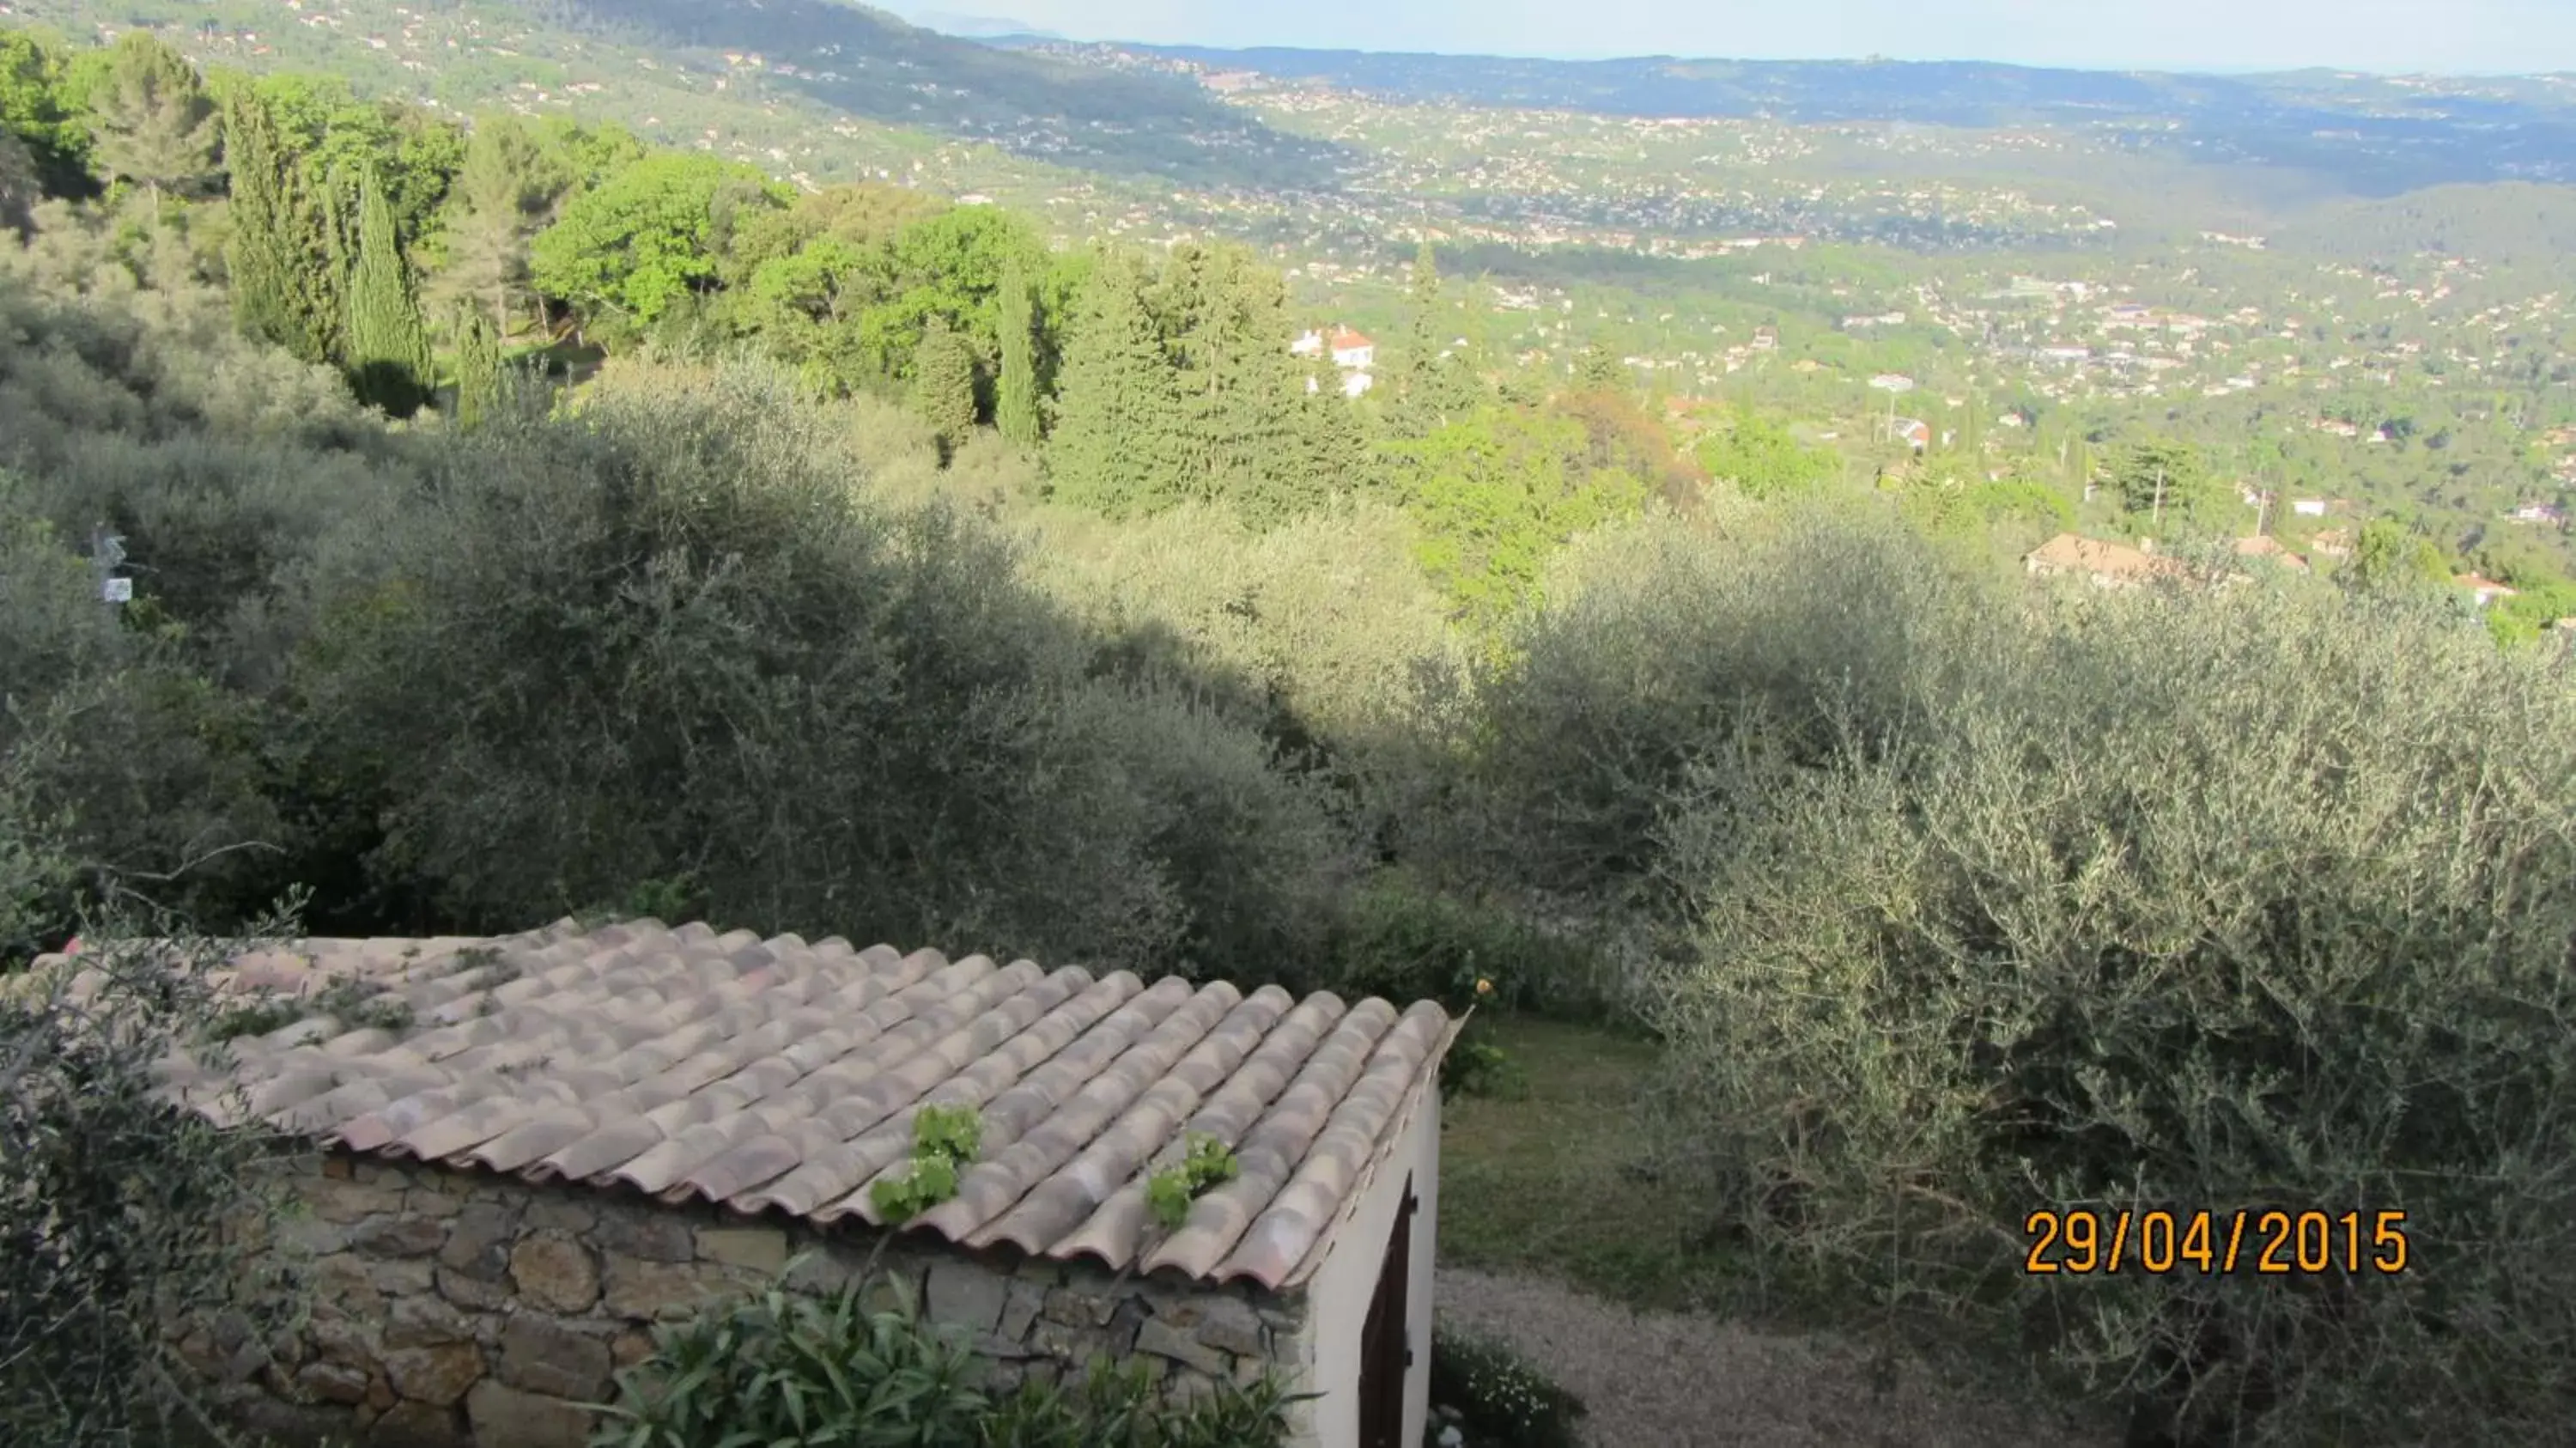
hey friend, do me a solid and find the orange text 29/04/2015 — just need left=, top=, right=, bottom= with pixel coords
left=2022, top=1209, right=2411, bottom=1277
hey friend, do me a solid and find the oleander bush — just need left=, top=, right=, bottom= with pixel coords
left=1647, top=572, right=2576, bottom=1445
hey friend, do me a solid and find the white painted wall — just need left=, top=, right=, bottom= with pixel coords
left=1282, top=1090, right=1440, bottom=1448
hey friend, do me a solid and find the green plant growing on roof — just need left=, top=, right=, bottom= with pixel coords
left=871, top=1102, right=982, bottom=1225
left=1145, top=1133, right=1239, bottom=1232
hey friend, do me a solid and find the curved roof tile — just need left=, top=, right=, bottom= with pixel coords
left=52, top=919, right=1458, bottom=1290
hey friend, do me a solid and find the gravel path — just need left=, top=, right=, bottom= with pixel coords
left=1436, top=1268, right=2114, bottom=1448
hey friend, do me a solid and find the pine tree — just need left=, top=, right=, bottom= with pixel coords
left=1046, top=251, right=1187, bottom=519
left=431, top=113, right=562, bottom=339
left=1577, top=343, right=1628, bottom=392
left=453, top=307, right=502, bottom=430
left=1159, top=243, right=1304, bottom=512
left=912, top=314, right=980, bottom=465
left=994, top=262, right=1042, bottom=447
left=345, top=163, right=432, bottom=417
left=84, top=33, right=216, bottom=234
left=1296, top=353, right=1378, bottom=511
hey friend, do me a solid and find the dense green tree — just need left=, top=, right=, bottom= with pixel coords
left=738, top=234, right=884, bottom=394
left=1047, top=250, right=1188, bottom=518
left=529, top=152, right=785, bottom=332
left=1293, top=355, right=1379, bottom=512
left=345, top=164, right=432, bottom=417
left=222, top=89, right=338, bottom=364
left=854, top=205, right=1048, bottom=381
left=1576, top=343, right=1628, bottom=392
left=1157, top=241, right=1305, bottom=512
left=84, top=33, right=217, bottom=231
left=2348, top=517, right=2452, bottom=594
left=428, top=113, right=565, bottom=338
left=2111, top=438, right=2230, bottom=535
left=1394, top=242, right=1482, bottom=436
left=453, top=306, right=501, bottom=430
left=0, top=27, right=91, bottom=194
left=0, top=131, right=33, bottom=234
left=912, top=313, right=980, bottom=463
left=1695, top=408, right=1839, bottom=500
left=248, top=75, right=461, bottom=246
left=994, top=262, right=1043, bottom=447
left=1388, top=405, right=1649, bottom=633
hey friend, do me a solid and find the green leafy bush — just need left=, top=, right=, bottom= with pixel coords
left=1449, top=506, right=2000, bottom=905
left=1649, top=578, right=2576, bottom=1445
left=3, top=899, right=312, bottom=1448
left=590, top=1277, right=988, bottom=1448
left=591, top=1273, right=1297, bottom=1448
left=872, top=1103, right=984, bottom=1224
left=1324, top=870, right=1601, bottom=1020
left=1145, top=1133, right=1239, bottom=1231
left=1425, top=1328, right=1585, bottom=1448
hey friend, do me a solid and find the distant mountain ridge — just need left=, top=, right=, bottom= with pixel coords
left=902, top=9, right=1061, bottom=40
left=535, top=0, right=1345, bottom=186
left=987, top=38, right=2576, bottom=193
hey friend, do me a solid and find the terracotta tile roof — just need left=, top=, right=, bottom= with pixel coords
left=2233, top=535, right=2310, bottom=569
left=44, top=920, right=1457, bottom=1292
left=2025, top=532, right=2189, bottom=582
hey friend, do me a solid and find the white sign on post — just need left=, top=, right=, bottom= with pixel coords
left=101, top=578, right=133, bottom=604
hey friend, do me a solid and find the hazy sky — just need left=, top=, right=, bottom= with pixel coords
left=892, top=0, right=2576, bottom=75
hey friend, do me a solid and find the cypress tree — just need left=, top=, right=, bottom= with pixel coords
left=994, top=263, right=1042, bottom=448
left=224, top=91, right=318, bottom=359
left=1046, top=251, right=1186, bottom=519
left=912, top=314, right=980, bottom=465
left=1396, top=242, right=1479, bottom=435
left=344, top=163, right=432, bottom=417
left=453, top=306, right=502, bottom=430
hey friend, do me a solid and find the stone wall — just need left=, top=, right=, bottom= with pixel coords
left=181, top=1153, right=1308, bottom=1448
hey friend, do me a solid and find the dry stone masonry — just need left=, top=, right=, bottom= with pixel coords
left=182, top=1153, right=1310, bottom=1448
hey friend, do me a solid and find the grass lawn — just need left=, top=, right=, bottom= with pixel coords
left=1436, top=1015, right=1737, bottom=1313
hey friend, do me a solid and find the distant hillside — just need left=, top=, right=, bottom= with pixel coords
left=2274, top=182, right=2576, bottom=265
left=9, top=0, right=1346, bottom=192
left=529, top=0, right=1345, bottom=188
left=1000, top=40, right=2576, bottom=196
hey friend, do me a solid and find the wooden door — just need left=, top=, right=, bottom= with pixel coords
left=1357, top=1176, right=1418, bottom=1448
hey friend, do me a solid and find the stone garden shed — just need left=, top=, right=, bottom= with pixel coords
left=112, top=918, right=1458, bottom=1448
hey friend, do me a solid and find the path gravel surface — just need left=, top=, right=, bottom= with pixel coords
left=1436, top=1267, right=2115, bottom=1448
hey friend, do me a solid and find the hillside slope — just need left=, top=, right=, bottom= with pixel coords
left=6, top=0, right=1344, bottom=194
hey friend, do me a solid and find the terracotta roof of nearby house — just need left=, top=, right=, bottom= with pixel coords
left=2025, top=532, right=2188, bottom=581
left=2233, top=535, right=2311, bottom=569
left=1327, top=327, right=1372, bottom=350
left=2454, top=574, right=2518, bottom=596
left=39, top=920, right=1456, bottom=1292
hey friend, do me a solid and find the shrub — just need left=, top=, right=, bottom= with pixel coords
left=1323, top=869, right=1605, bottom=1020
left=592, top=1272, right=1296, bottom=1448
left=1425, top=1328, right=1585, bottom=1448
left=1647, top=580, right=2576, bottom=1445
left=590, top=1276, right=988, bottom=1448
left=1443, top=506, right=2001, bottom=906
left=873, top=1103, right=984, bottom=1224
left=287, top=362, right=1353, bottom=980
left=2, top=896, right=311, bottom=1448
